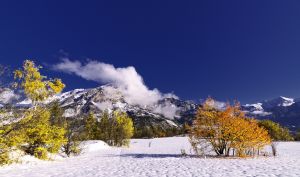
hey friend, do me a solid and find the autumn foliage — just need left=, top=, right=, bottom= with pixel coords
left=14, top=60, right=65, bottom=105
left=0, top=60, right=67, bottom=163
left=189, top=98, right=271, bottom=157
left=84, top=111, right=134, bottom=147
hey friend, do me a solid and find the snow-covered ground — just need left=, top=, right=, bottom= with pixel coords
left=0, top=137, right=300, bottom=177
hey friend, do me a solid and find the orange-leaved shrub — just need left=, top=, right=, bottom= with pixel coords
left=189, top=98, right=271, bottom=157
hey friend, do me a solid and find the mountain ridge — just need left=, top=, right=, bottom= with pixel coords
left=1, top=86, right=300, bottom=131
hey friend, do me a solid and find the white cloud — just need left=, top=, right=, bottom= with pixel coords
left=153, top=102, right=180, bottom=119
left=0, top=88, right=20, bottom=104
left=53, top=59, right=178, bottom=118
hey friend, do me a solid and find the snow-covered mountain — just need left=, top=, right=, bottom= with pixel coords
left=12, top=85, right=198, bottom=131
left=242, top=96, right=300, bottom=130
left=2, top=86, right=300, bottom=131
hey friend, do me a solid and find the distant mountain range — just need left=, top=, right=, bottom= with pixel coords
left=3, top=85, right=197, bottom=131
left=242, top=96, right=300, bottom=130
left=1, top=86, right=300, bottom=131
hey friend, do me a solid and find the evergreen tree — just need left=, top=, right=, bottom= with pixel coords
left=48, top=101, right=81, bottom=157
left=133, top=126, right=154, bottom=138
left=97, top=111, right=111, bottom=142
left=84, top=112, right=97, bottom=140
left=62, top=119, right=82, bottom=157
left=49, top=101, right=66, bottom=128
left=294, top=129, right=300, bottom=141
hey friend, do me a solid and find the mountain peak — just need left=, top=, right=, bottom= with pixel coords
left=279, top=96, right=295, bottom=106
left=265, top=96, right=295, bottom=107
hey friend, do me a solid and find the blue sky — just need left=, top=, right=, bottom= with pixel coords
left=1, top=0, right=300, bottom=103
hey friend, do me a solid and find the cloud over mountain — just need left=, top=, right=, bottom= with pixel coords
left=0, top=88, right=20, bottom=105
left=53, top=59, right=179, bottom=118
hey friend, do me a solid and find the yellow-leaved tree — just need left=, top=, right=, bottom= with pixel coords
left=113, top=111, right=134, bottom=146
left=96, top=111, right=134, bottom=147
left=14, top=60, right=65, bottom=106
left=7, top=60, right=67, bottom=160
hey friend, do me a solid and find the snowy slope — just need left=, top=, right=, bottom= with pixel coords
left=11, top=85, right=197, bottom=131
left=243, top=103, right=272, bottom=116
left=0, top=137, right=299, bottom=177
left=243, top=96, right=295, bottom=116
left=242, top=96, right=300, bottom=130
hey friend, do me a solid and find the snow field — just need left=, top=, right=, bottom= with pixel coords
left=0, top=137, right=299, bottom=177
